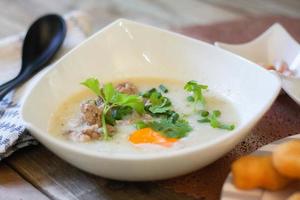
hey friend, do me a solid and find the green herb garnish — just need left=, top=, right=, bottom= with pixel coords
left=105, top=106, right=133, bottom=125
left=142, top=87, right=183, bottom=125
left=80, top=78, right=101, bottom=96
left=143, top=88, right=172, bottom=115
left=184, top=81, right=234, bottom=130
left=136, top=83, right=192, bottom=139
left=159, top=84, right=168, bottom=93
left=135, top=121, right=148, bottom=130
left=198, top=110, right=235, bottom=131
left=141, top=88, right=157, bottom=98
left=81, top=78, right=144, bottom=140
left=199, top=110, right=209, bottom=117
left=168, top=111, right=179, bottom=123
left=184, top=80, right=208, bottom=110
left=135, top=118, right=192, bottom=139
left=148, top=91, right=172, bottom=114
left=187, top=96, right=195, bottom=102
left=111, top=106, right=133, bottom=120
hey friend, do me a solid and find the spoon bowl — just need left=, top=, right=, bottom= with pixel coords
left=22, top=14, right=66, bottom=71
left=0, top=14, right=66, bottom=99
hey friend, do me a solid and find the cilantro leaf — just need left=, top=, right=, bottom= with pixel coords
left=218, top=124, right=235, bottom=131
left=168, top=111, right=179, bottom=123
left=105, top=111, right=116, bottom=126
left=82, top=78, right=144, bottom=114
left=111, top=93, right=144, bottom=114
left=197, top=110, right=235, bottom=131
left=141, top=88, right=157, bottom=98
left=135, top=118, right=192, bottom=139
left=144, top=88, right=172, bottom=115
left=159, top=84, right=168, bottom=93
left=149, top=105, right=171, bottom=114
left=210, top=110, right=220, bottom=128
left=149, top=91, right=164, bottom=105
left=185, top=81, right=234, bottom=131
left=102, top=82, right=145, bottom=115
left=102, top=83, right=115, bottom=102
left=187, top=96, right=195, bottom=102
left=112, top=106, right=133, bottom=120
left=81, top=78, right=101, bottom=96
left=106, top=106, right=133, bottom=125
left=135, top=121, right=148, bottom=130
left=198, top=118, right=210, bottom=123
left=184, top=80, right=208, bottom=108
left=150, top=118, right=192, bottom=139
left=200, top=110, right=209, bottom=117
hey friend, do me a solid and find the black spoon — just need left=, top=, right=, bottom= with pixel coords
left=0, top=14, right=66, bottom=100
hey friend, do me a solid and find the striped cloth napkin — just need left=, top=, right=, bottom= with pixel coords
left=0, top=11, right=92, bottom=160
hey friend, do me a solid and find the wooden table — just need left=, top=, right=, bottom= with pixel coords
left=1, top=1, right=300, bottom=199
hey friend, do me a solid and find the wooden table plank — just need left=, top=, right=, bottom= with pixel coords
left=3, top=0, right=300, bottom=38
left=148, top=0, right=243, bottom=26
left=0, top=0, right=245, bottom=38
left=203, top=0, right=300, bottom=18
left=0, top=163, right=49, bottom=200
left=5, top=146, right=194, bottom=200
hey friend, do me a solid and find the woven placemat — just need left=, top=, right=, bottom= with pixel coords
left=159, top=16, right=300, bottom=200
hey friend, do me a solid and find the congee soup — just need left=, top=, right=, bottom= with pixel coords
left=48, top=77, right=239, bottom=154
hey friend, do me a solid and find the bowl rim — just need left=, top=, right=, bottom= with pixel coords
left=21, top=19, right=282, bottom=161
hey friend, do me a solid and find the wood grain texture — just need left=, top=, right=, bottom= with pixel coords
left=0, top=0, right=244, bottom=38
left=0, top=0, right=299, bottom=38
left=203, top=0, right=300, bottom=17
left=0, top=163, right=49, bottom=200
left=6, top=146, right=194, bottom=200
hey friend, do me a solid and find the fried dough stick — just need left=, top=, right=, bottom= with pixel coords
left=231, top=155, right=290, bottom=190
left=273, top=140, right=300, bottom=179
left=288, top=192, right=300, bottom=200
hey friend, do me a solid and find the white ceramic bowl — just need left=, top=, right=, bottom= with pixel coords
left=21, top=19, right=281, bottom=181
left=215, top=23, right=300, bottom=105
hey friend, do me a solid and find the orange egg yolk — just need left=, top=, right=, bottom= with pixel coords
left=129, top=128, right=177, bottom=147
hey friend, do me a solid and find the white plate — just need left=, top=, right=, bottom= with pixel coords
left=221, top=134, right=300, bottom=200
left=215, top=23, right=300, bottom=105
left=21, top=19, right=281, bottom=181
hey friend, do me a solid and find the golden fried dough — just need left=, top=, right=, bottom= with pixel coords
left=232, top=155, right=290, bottom=190
left=288, top=192, right=300, bottom=200
left=273, top=140, right=300, bottom=179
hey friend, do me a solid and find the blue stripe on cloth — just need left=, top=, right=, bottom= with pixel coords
left=0, top=90, right=36, bottom=160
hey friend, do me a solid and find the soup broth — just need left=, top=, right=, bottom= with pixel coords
left=48, top=78, right=239, bottom=154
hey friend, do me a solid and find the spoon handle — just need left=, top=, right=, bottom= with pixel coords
left=0, top=77, right=18, bottom=91
left=0, top=69, right=32, bottom=100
